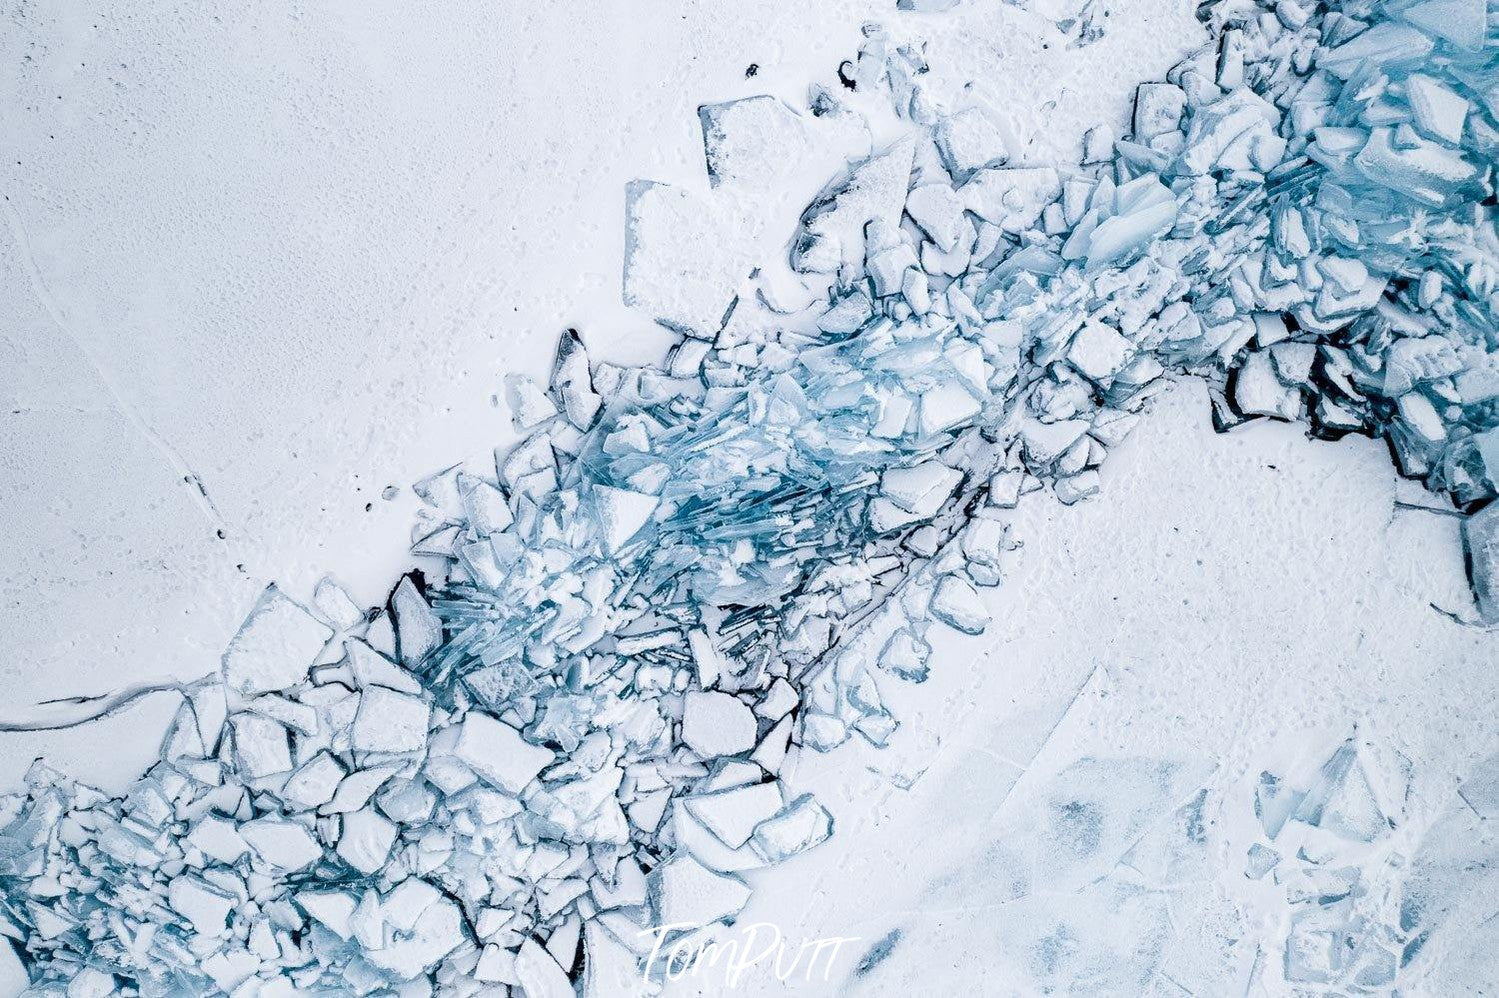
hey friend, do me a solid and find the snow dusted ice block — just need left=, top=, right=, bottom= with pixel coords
left=446, top=710, right=555, bottom=793
left=221, top=585, right=331, bottom=695
left=623, top=180, right=756, bottom=337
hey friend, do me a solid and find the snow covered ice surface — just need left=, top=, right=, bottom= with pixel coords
left=2, top=0, right=1499, bottom=995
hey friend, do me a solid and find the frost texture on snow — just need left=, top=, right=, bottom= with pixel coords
left=3, top=0, right=1499, bottom=993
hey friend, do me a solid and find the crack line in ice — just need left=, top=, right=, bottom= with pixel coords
left=2, top=0, right=1498, bottom=993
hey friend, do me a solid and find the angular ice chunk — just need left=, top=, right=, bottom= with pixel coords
left=450, top=712, right=555, bottom=794
left=881, top=629, right=931, bottom=682
left=552, top=328, right=602, bottom=430
left=391, top=577, right=442, bottom=668
left=516, top=938, right=574, bottom=998
left=168, top=875, right=235, bottom=937
left=187, top=816, right=250, bottom=864
left=929, top=575, right=990, bottom=634
left=505, top=373, right=558, bottom=429
left=593, top=485, right=660, bottom=555
left=880, top=461, right=962, bottom=514
left=648, top=854, right=751, bottom=928
left=232, top=714, right=292, bottom=779
left=364, top=892, right=466, bottom=980
left=681, top=692, right=758, bottom=758
left=917, top=382, right=982, bottom=435
left=684, top=782, right=785, bottom=849
left=336, top=807, right=397, bottom=875
left=961, top=167, right=1061, bottom=233
left=936, top=107, right=1008, bottom=180
left=313, top=577, right=365, bottom=631
left=1232, top=352, right=1301, bottom=420
left=1399, top=0, right=1487, bottom=50
left=1293, top=742, right=1386, bottom=841
left=1245, top=843, right=1280, bottom=879
left=1321, top=23, right=1434, bottom=79
left=1407, top=74, right=1468, bottom=145
left=1355, top=126, right=1479, bottom=208
left=1067, top=321, right=1132, bottom=383
left=222, top=586, right=332, bottom=696
left=241, top=818, right=322, bottom=872
left=624, top=180, right=756, bottom=336
left=282, top=751, right=347, bottom=811
left=352, top=687, right=431, bottom=755
left=347, top=640, right=424, bottom=696
left=1133, top=83, right=1186, bottom=140
left=904, top=184, right=966, bottom=252
left=750, top=794, right=833, bottom=862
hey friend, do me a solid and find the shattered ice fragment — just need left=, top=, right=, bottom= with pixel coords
left=232, top=713, right=292, bottom=779
left=282, top=752, right=347, bottom=811
left=365, top=892, right=466, bottom=980
left=187, top=816, right=250, bottom=864
left=1232, top=351, right=1301, bottom=421
left=1407, top=74, right=1467, bottom=146
left=1245, top=843, right=1280, bottom=879
left=936, top=107, right=1009, bottom=180
left=168, top=875, right=236, bottom=937
left=750, top=794, right=834, bottom=862
left=881, top=629, right=931, bottom=682
left=1400, top=0, right=1487, bottom=49
left=1133, top=83, right=1185, bottom=140
left=593, top=485, right=660, bottom=554
left=552, top=328, right=602, bottom=430
left=313, top=576, right=365, bottom=631
left=241, top=817, right=322, bottom=872
left=222, top=585, right=332, bottom=696
left=1319, top=25, right=1425, bottom=81
left=962, top=167, right=1061, bottom=232
left=682, top=692, right=758, bottom=758
left=685, top=782, right=785, bottom=849
left=352, top=687, right=431, bottom=755
left=649, top=854, right=752, bottom=928
left=793, top=138, right=914, bottom=274
left=929, top=575, right=990, bottom=634
left=918, top=382, right=983, bottom=435
left=336, top=807, right=398, bottom=875
left=391, top=576, right=442, bottom=667
left=505, top=373, right=559, bottom=429
left=1293, top=741, right=1386, bottom=842
left=1067, top=320, right=1132, bottom=383
left=450, top=712, right=556, bottom=794
left=905, top=184, right=967, bottom=252
left=348, top=640, right=424, bottom=695
left=881, top=461, right=961, bottom=512
left=624, top=180, right=756, bottom=336
left=516, top=938, right=574, bottom=998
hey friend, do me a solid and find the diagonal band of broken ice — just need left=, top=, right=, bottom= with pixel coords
left=2, top=0, right=1497, bottom=993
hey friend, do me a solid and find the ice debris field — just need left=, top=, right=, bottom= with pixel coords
left=3, top=0, right=1499, bottom=993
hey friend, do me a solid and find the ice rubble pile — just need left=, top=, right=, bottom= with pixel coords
left=847, top=0, right=1499, bottom=613
left=1244, top=740, right=1499, bottom=991
left=1248, top=740, right=1409, bottom=990
left=3, top=0, right=1499, bottom=993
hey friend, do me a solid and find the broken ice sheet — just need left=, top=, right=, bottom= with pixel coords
left=10, top=0, right=1499, bottom=992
